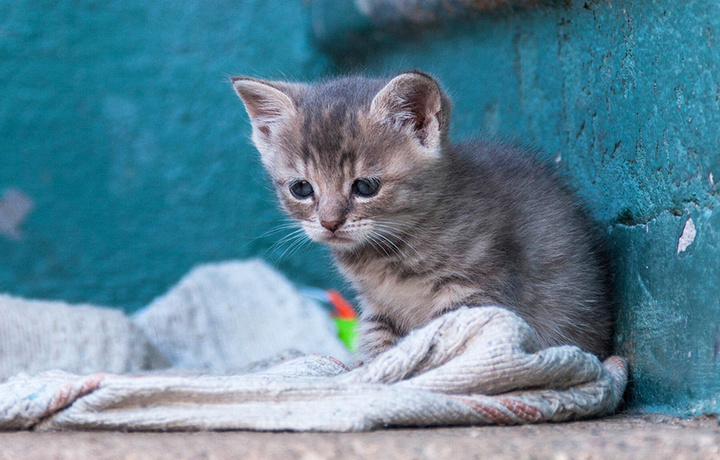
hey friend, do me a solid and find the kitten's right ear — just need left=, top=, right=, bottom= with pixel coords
left=369, top=71, right=450, bottom=159
left=231, top=77, right=296, bottom=152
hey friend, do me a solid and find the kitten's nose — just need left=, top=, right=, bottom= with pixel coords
left=320, top=219, right=344, bottom=232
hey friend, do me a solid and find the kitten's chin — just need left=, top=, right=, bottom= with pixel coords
left=313, top=233, right=361, bottom=251
left=302, top=225, right=365, bottom=251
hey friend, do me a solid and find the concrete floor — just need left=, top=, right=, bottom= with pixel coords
left=1, top=413, right=719, bottom=459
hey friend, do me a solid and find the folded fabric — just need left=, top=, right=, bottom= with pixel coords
left=0, top=260, right=351, bottom=381
left=0, top=307, right=627, bottom=431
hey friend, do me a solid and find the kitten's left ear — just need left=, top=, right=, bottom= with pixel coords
left=370, top=71, right=450, bottom=158
left=231, top=77, right=300, bottom=158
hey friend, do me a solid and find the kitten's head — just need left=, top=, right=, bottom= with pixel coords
left=232, top=71, right=451, bottom=252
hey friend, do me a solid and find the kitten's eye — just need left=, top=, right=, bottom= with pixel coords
left=289, top=180, right=314, bottom=199
left=352, top=178, right=380, bottom=197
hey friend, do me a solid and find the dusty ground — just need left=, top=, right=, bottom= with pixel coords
left=1, top=413, right=719, bottom=460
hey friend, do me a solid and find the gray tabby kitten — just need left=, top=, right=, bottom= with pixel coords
left=232, top=71, right=613, bottom=361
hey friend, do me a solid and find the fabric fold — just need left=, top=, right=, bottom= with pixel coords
left=0, top=307, right=627, bottom=432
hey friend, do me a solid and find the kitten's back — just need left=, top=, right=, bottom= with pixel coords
left=442, top=141, right=613, bottom=357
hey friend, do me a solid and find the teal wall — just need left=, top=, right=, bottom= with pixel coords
left=0, top=0, right=340, bottom=310
left=315, top=1, right=720, bottom=415
left=1, top=0, right=719, bottom=415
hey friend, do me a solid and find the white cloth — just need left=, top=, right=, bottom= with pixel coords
left=0, top=260, right=350, bottom=382
left=132, top=260, right=351, bottom=372
left=0, top=307, right=627, bottom=431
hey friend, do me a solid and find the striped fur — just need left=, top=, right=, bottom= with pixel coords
left=233, top=71, right=613, bottom=362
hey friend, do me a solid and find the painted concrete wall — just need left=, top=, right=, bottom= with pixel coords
left=314, top=1, right=720, bottom=415
left=1, top=0, right=718, bottom=415
left=0, top=0, right=342, bottom=310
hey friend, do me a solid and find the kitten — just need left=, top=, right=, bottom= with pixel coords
left=231, top=71, right=613, bottom=361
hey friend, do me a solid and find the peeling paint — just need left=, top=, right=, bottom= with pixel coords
left=609, top=205, right=720, bottom=415
left=677, top=217, right=696, bottom=254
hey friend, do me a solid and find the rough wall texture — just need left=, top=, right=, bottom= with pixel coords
left=0, top=0, right=341, bottom=310
left=313, top=0, right=720, bottom=415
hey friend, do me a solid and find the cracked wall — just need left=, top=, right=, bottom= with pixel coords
left=314, top=0, right=720, bottom=414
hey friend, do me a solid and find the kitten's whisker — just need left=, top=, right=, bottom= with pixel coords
left=373, top=221, right=421, bottom=240
left=291, top=237, right=315, bottom=260
left=250, top=220, right=304, bottom=249
left=375, top=220, right=435, bottom=240
left=267, top=228, right=306, bottom=249
left=369, top=231, right=405, bottom=259
left=275, top=233, right=311, bottom=262
left=263, top=228, right=308, bottom=259
left=282, top=232, right=315, bottom=260
left=365, top=228, right=395, bottom=256
left=237, top=220, right=303, bottom=253
left=383, top=218, right=444, bottom=235
left=256, top=223, right=302, bottom=239
left=372, top=224, right=420, bottom=258
left=364, top=233, right=392, bottom=258
left=373, top=230, right=408, bottom=259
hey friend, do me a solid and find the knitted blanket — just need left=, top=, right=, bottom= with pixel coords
left=0, top=306, right=627, bottom=431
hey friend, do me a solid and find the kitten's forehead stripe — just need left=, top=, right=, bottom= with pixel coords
left=338, top=150, right=356, bottom=179
left=291, top=77, right=391, bottom=180
left=303, top=145, right=319, bottom=172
